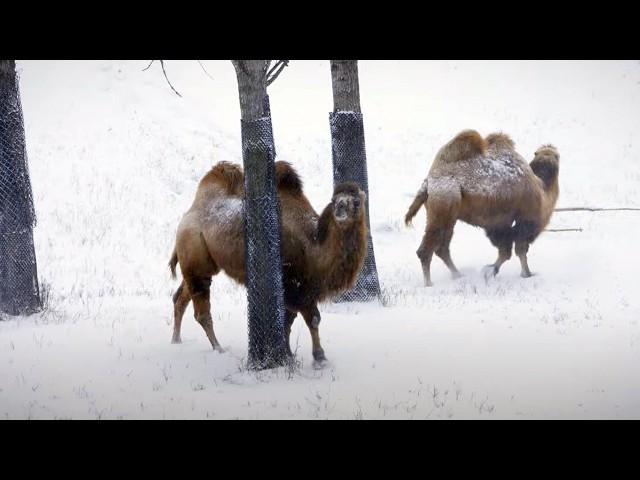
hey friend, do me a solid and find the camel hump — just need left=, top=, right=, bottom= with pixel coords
left=440, top=130, right=486, bottom=163
left=275, top=161, right=303, bottom=194
left=205, top=161, right=244, bottom=195
left=486, top=132, right=515, bottom=150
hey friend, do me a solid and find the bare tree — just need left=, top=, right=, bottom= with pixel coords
left=231, top=60, right=288, bottom=369
left=329, top=60, right=381, bottom=301
left=0, top=60, right=41, bottom=316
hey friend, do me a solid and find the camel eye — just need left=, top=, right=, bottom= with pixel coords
left=353, top=198, right=360, bottom=208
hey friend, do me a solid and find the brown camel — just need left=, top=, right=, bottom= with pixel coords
left=169, top=161, right=368, bottom=368
left=405, top=130, right=560, bottom=286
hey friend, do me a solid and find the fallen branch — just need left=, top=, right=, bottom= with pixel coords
left=555, top=207, right=640, bottom=212
left=545, top=228, right=583, bottom=232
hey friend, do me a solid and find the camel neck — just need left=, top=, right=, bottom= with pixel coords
left=317, top=219, right=367, bottom=294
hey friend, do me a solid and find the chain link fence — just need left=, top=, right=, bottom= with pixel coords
left=0, top=62, right=41, bottom=317
left=330, top=111, right=381, bottom=302
left=241, top=112, right=288, bottom=369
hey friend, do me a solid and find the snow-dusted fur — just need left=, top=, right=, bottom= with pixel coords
left=405, top=130, right=560, bottom=286
left=170, top=160, right=368, bottom=368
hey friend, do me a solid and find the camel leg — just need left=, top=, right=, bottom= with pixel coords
left=418, top=198, right=461, bottom=287
left=515, top=240, right=533, bottom=278
left=171, top=280, right=191, bottom=344
left=435, top=222, right=461, bottom=279
left=185, top=276, right=223, bottom=351
left=484, top=227, right=514, bottom=278
left=301, top=305, right=326, bottom=369
left=513, top=220, right=540, bottom=278
left=284, top=309, right=297, bottom=358
left=417, top=226, right=445, bottom=287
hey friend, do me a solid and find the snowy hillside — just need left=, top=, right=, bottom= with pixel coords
left=1, top=60, right=639, bottom=418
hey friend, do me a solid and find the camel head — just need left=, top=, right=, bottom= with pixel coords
left=533, top=145, right=559, bottom=164
left=330, top=182, right=367, bottom=226
left=530, top=144, right=560, bottom=190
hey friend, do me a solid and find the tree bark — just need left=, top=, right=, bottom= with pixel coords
left=0, top=60, right=41, bottom=316
left=331, top=60, right=361, bottom=113
left=231, top=60, right=287, bottom=369
left=232, top=61, right=268, bottom=121
left=0, top=60, right=15, bottom=76
left=329, top=60, right=381, bottom=302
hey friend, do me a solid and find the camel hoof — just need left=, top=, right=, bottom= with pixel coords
left=425, top=280, right=434, bottom=287
left=452, top=271, right=463, bottom=280
left=171, top=337, right=182, bottom=344
left=312, top=349, right=327, bottom=369
left=482, top=265, right=498, bottom=281
left=521, top=271, right=534, bottom=278
left=213, top=345, right=226, bottom=353
left=312, top=358, right=329, bottom=370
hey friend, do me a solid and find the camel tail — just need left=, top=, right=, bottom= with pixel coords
left=169, top=248, right=178, bottom=280
left=405, top=180, right=429, bottom=226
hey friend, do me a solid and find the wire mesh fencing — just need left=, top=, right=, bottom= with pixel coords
left=329, top=110, right=381, bottom=302
left=241, top=113, right=288, bottom=369
left=0, top=61, right=41, bottom=316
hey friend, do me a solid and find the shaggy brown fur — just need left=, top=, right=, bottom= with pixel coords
left=405, top=130, right=560, bottom=286
left=169, top=160, right=368, bottom=368
left=486, top=132, right=515, bottom=150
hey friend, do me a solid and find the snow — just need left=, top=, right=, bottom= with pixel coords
left=427, top=147, right=529, bottom=201
left=205, top=197, right=243, bottom=226
left=1, top=60, right=639, bottom=419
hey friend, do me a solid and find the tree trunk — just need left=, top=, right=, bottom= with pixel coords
left=231, top=60, right=287, bottom=369
left=331, top=60, right=361, bottom=113
left=329, top=60, right=381, bottom=302
left=263, top=93, right=275, bottom=157
left=0, top=60, right=41, bottom=317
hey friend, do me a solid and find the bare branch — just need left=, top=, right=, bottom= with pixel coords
left=266, top=60, right=289, bottom=87
left=142, top=60, right=182, bottom=97
left=197, top=60, right=215, bottom=81
left=159, top=60, right=182, bottom=97
left=266, top=60, right=282, bottom=78
left=555, top=207, right=640, bottom=212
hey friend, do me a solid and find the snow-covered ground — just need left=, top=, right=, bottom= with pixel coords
left=1, top=60, right=639, bottom=419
